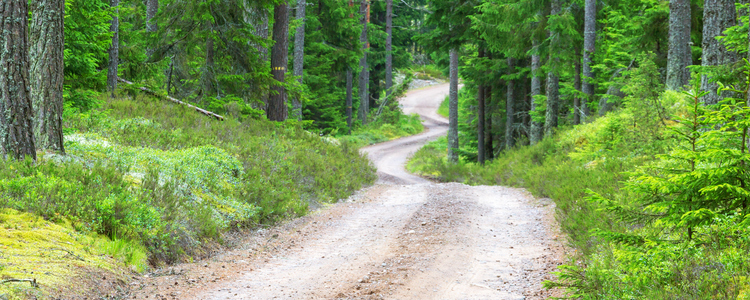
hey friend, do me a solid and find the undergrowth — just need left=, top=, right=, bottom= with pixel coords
left=0, top=94, right=376, bottom=271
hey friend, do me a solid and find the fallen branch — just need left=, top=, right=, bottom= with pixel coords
left=50, top=248, right=85, bottom=261
left=1, top=278, right=39, bottom=288
left=117, top=77, right=225, bottom=121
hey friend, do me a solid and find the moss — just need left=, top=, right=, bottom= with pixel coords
left=0, top=208, right=144, bottom=298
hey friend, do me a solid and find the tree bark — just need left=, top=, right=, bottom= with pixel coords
left=477, top=48, right=486, bottom=165
left=146, top=0, right=157, bottom=58
left=292, top=0, right=306, bottom=120
left=506, top=57, right=516, bottom=150
left=573, top=47, right=582, bottom=125
left=358, top=0, right=369, bottom=124
left=529, top=39, right=542, bottom=145
left=0, top=0, right=36, bottom=160
left=485, top=85, right=493, bottom=160
left=268, top=2, right=290, bottom=122
left=30, top=0, right=65, bottom=154
left=545, top=0, right=561, bottom=135
left=108, top=0, right=120, bottom=98
left=582, top=0, right=595, bottom=120
left=385, top=0, right=393, bottom=100
left=666, top=0, right=691, bottom=91
left=700, top=0, right=737, bottom=105
left=448, top=49, right=459, bottom=163
left=346, top=68, right=353, bottom=133
left=203, top=35, right=217, bottom=99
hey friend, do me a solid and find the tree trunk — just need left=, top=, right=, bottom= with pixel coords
left=346, top=68, right=353, bottom=134
left=385, top=0, right=393, bottom=100
left=358, top=0, right=369, bottom=124
left=108, top=0, right=120, bottom=98
left=203, top=36, right=216, bottom=99
left=292, top=0, right=306, bottom=120
left=0, top=0, right=36, bottom=160
left=268, top=2, right=290, bottom=122
left=485, top=85, right=493, bottom=160
left=448, top=49, right=459, bottom=163
left=146, top=0, right=158, bottom=57
left=583, top=0, right=595, bottom=119
left=30, top=0, right=65, bottom=154
left=545, top=0, right=561, bottom=135
left=666, top=0, right=691, bottom=91
left=506, top=57, right=516, bottom=150
left=700, top=0, right=737, bottom=105
left=529, top=39, right=542, bottom=145
left=573, top=47, right=582, bottom=125
left=477, top=48, right=485, bottom=165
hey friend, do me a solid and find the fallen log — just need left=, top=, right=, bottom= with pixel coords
left=1, top=278, right=39, bottom=288
left=117, top=77, right=225, bottom=121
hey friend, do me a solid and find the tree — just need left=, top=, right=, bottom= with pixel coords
left=30, top=0, right=65, bottom=153
left=146, top=0, right=158, bottom=57
left=385, top=0, right=393, bottom=100
left=583, top=0, right=595, bottom=118
left=700, top=0, right=737, bottom=105
left=292, top=0, right=306, bottom=120
left=529, top=38, right=542, bottom=145
left=448, top=48, right=459, bottom=163
left=358, top=0, right=369, bottom=124
left=666, top=0, right=691, bottom=91
left=506, top=57, right=516, bottom=149
left=478, top=47, right=486, bottom=164
left=0, top=0, right=36, bottom=160
left=545, top=0, right=561, bottom=135
left=268, top=2, right=290, bottom=122
left=108, top=0, right=120, bottom=98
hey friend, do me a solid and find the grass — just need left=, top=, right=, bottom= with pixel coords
left=0, top=93, right=377, bottom=298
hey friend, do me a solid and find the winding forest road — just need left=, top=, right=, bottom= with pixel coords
left=127, top=84, right=566, bottom=300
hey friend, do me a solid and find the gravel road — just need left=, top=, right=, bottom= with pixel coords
left=126, top=84, right=566, bottom=300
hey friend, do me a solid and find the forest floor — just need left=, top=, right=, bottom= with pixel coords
left=124, top=84, right=567, bottom=300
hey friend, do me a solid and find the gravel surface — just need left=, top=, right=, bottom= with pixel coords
left=125, top=84, right=567, bottom=300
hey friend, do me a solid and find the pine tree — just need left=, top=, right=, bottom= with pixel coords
left=0, top=0, right=36, bottom=160
left=666, top=0, right=691, bottom=91
left=292, top=0, right=306, bottom=120
left=583, top=0, right=595, bottom=119
left=108, top=0, right=120, bottom=98
left=30, top=0, right=65, bottom=154
left=544, top=0, right=561, bottom=136
left=529, top=38, right=542, bottom=145
left=507, top=57, right=516, bottom=149
left=385, top=0, right=393, bottom=100
left=448, top=48, right=459, bottom=163
left=700, top=0, right=737, bottom=105
left=478, top=47, right=486, bottom=164
left=268, top=2, right=290, bottom=122
left=358, top=0, right=369, bottom=124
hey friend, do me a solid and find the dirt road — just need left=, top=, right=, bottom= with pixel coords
left=127, top=84, right=566, bottom=300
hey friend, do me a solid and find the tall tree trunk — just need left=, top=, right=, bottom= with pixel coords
left=478, top=47, right=486, bottom=165
left=292, top=0, right=306, bottom=120
left=346, top=68, right=353, bottom=134
left=268, top=2, right=290, bottom=122
left=506, top=57, right=516, bottom=150
left=545, top=0, right=561, bottom=134
left=107, top=0, right=120, bottom=98
left=30, top=0, right=65, bottom=154
left=485, top=85, right=493, bottom=160
left=700, top=0, right=737, bottom=105
left=529, top=39, right=543, bottom=145
left=583, top=0, right=596, bottom=119
left=203, top=35, right=216, bottom=99
left=0, top=0, right=36, bottom=160
left=666, top=0, right=692, bottom=91
left=385, top=0, right=393, bottom=99
left=573, top=47, right=582, bottom=125
left=448, top=49, right=459, bottom=163
left=358, top=0, right=369, bottom=124
left=146, top=0, right=158, bottom=57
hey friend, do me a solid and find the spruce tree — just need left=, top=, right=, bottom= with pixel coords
left=108, top=0, right=120, bottom=98
left=268, top=2, right=290, bottom=122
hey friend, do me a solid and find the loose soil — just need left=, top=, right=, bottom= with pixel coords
left=124, top=84, right=568, bottom=300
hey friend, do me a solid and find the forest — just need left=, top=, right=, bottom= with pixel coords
left=2, top=0, right=750, bottom=298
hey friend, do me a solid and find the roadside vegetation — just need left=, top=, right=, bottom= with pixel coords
left=408, top=57, right=750, bottom=298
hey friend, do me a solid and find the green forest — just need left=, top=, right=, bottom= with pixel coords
left=2, top=0, right=750, bottom=298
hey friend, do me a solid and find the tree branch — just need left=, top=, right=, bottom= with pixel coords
left=117, top=77, right=225, bottom=121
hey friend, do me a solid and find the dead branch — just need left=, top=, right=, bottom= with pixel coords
left=1, top=278, right=39, bottom=288
left=50, top=248, right=85, bottom=261
left=117, top=77, right=225, bottom=121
